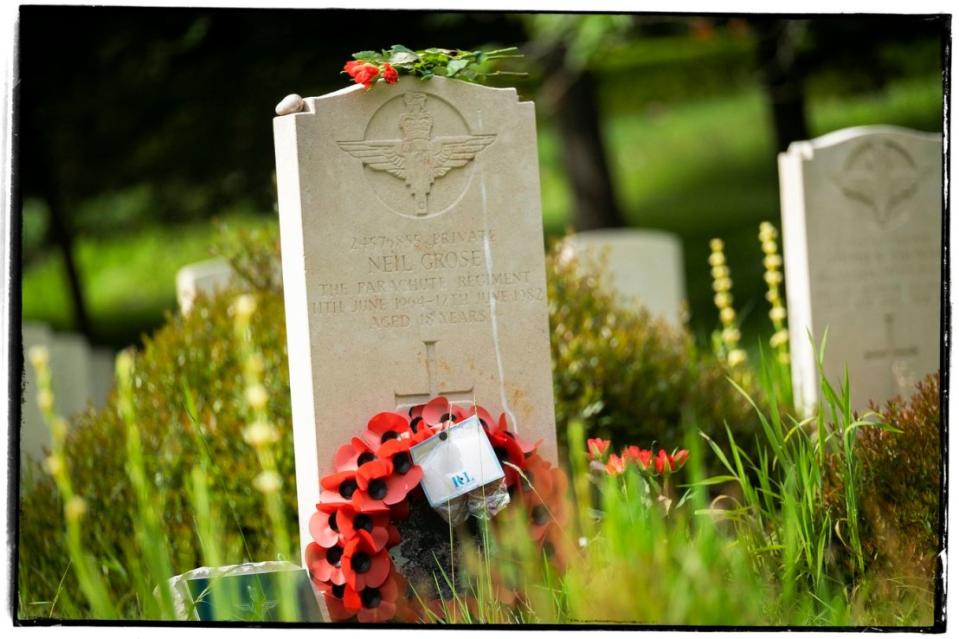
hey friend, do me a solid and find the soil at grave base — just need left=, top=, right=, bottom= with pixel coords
left=389, top=497, right=481, bottom=604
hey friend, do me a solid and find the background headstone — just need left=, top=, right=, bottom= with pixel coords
left=778, top=125, right=942, bottom=415
left=559, top=228, right=687, bottom=325
left=176, top=258, right=234, bottom=315
left=274, top=76, right=558, bottom=571
left=21, top=322, right=114, bottom=469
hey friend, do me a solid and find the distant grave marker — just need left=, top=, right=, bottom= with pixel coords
left=778, top=125, right=942, bottom=414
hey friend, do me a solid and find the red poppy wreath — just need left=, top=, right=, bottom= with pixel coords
left=303, top=395, right=568, bottom=623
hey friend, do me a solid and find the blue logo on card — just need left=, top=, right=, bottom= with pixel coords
left=450, top=471, right=475, bottom=489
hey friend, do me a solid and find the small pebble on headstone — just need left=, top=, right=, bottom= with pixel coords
left=275, top=93, right=304, bottom=116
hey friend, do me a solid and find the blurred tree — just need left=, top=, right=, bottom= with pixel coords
left=752, top=18, right=810, bottom=153
left=524, top=14, right=632, bottom=232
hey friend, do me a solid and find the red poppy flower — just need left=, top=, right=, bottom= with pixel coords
left=309, top=503, right=341, bottom=548
left=461, top=403, right=496, bottom=431
left=382, top=63, right=399, bottom=85
left=421, top=396, right=466, bottom=428
left=672, top=449, right=689, bottom=470
left=540, top=521, right=574, bottom=571
left=342, top=529, right=392, bottom=591
left=495, top=412, right=541, bottom=455
left=353, top=458, right=414, bottom=510
left=343, top=60, right=380, bottom=88
left=316, top=579, right=355, bottom=621
left=320, top=470, right=359, bottom=507
left=486, top=426, right=526, bottom=488
left=336, top=503, right=391, bottom=551
left=362, top=412, right=412, bottom=449
left=520, top=460, right=570, bottom=542
left=622, top=445, right=653, bottom=471
left=586, top=437, right=611, bottom=460
left=376, top=438, right=424, bottom=494
left=605, top=453, right=625, bottom=476
left=343, top=570, right=401, bottom=622
left=305, top=540, right=347, bottom=585
left=334, top=437, right=377, bottom=472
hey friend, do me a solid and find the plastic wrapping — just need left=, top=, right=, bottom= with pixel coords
left=433, top=478, right=511, bottom=526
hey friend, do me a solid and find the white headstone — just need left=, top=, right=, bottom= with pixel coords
left=778, top=125, right=942, bottom=414
left=21, top=323, right=101, bottom=466
left=176, top=258, right=234, bottom=315
left=273, top=76, right=558, bottom=562
left=560, top=229, right=687, bottom=324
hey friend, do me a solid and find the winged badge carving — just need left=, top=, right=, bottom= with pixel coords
left=834, top=139, right=919, bottom=229
left=338, top=93, right=496, bottom=216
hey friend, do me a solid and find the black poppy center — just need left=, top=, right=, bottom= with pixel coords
left=392, top=452, right=412, bottom=475
left=439, top=412, right=455, bottom=423
left=494, top=446, right=509, bottom=464
left=338, top=478, right=358, bottom=499
left=381, top=430, right=399, bottom=443
left=328, top=510, right=339, bottom=532
left=531, top=504, right=550, bottom=526
left=326, top=546, right=343, bottom=567
left=353, top=513, right=373, bottom=533
left=361, top=586, right=382, bottom=609
left=331, top=583, right=346, bottom=599
left=351, top=551, right=372, bottom=574
left=357, top=452, right=376, bottom=466
left=368, top=478, right=388, bottom=500
left=410, top=416, right=423, bottom=433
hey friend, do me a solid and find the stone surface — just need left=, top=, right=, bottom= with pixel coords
left=778, top=125, right=942, bottom=415
left=21, top=323, right=112, bottom=467
left=273, top=76, right=558, bottom=570
left=560, top=228, right=687, bottom=324
left=176, top=258, right=234, bottom=315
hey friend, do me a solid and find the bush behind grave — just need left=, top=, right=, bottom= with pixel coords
left=18, top=223, right=753, bottom=618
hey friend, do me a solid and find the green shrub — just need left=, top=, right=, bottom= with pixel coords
left=824, top=371, right=941, bottom=587
left=546, top=243, right=757, bottom=464
left=18, top=276, right=295, bottom=618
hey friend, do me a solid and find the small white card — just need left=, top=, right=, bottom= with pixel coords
left=409, top=415, right=505, bottom=508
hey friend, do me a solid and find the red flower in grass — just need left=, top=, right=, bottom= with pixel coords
left=343, top=571, right=401, bottom=623
left=654, top=448, right=688, bottom=474
left=377, top=439, right=424, bottom=494
left=334, top=437, right=377, bottom=472
left=605, top=453, right=625, bottom=476
left=342, top=529, right=392, bottom=591
left=382, top=63, right=399, bottom=85
left=362, top=412, right=412, bottom=449
left=587, top=437, right=611, bottom=460
left=309, top=503, right=341, bottom=548
left=353, top=458, right=412, bottom=510
left=622, top=445, right=653, bottom=471
left=337, top=504, right=391, bottom=551
left=305, top=540, right=347, bottom=585
left=320, top=470, right=359, bottom=507
left=316, top=580, right=355, bottom=621
left=343, top=60, right=380, bottom=89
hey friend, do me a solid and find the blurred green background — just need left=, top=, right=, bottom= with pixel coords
left=19, top=9, right=946, bottom=350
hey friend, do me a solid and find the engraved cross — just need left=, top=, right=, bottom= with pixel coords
left=394, top=339, right=474, bottom=409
